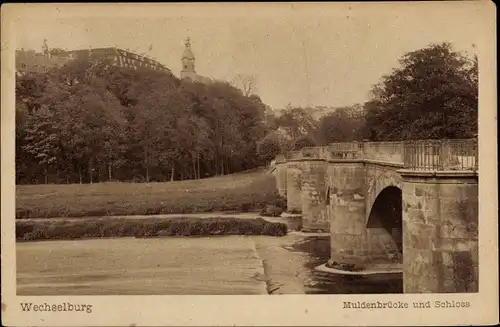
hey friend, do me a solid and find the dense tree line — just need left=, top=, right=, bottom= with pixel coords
left=16, top=42, right=478, bottom=184
left=16, top=56, right=269, bottom=184
left=259, top=42, right=478, bottom=157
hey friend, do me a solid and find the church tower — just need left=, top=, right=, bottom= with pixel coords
left=181, top=37, right=197, bottom=80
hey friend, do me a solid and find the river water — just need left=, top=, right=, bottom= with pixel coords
left=17, top=235, right=402, bottom=295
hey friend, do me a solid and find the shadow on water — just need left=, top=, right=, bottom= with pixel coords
left=289, top=236, right=403, bottom=294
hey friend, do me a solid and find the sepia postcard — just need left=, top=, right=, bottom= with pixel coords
left=1, top=2, right=498, bottom=326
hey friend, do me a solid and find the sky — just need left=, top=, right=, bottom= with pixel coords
left=11, top=3, right=483, bottom=110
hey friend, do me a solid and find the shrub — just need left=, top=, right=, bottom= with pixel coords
left=271, top=195, right=287, bottom=210
left=261, top=221, right=287, bottom=236
left=16, top=222, right=35, bottom=238
left=240, top=203, right=251, bottom=212
left=257, top=134, right=282, bottom=162
left=260, top=205, right=283, bottom=217
left=16, top=217, right=288, bottom=241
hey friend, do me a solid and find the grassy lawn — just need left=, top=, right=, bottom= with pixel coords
left=16, top=168, right=282, bottom=218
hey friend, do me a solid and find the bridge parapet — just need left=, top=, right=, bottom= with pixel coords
left=275, top=154, right=286, bottom=163
left=284, top=150, right=304, bottom=160
left=300, top=147, right=323, bottom=159
left=363, top=141, right=404, bottom=164
left=278, top=138, right=478, bottom=171
left=325, top=148, right=363, bottom=160
left=403, top=138, right=478, bottom=171
left=327, top=142, right=363, bottom=151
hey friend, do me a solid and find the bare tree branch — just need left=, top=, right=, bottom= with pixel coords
left=232, top=74, right=257, bottom=97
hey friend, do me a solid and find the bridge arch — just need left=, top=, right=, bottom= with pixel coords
left=366, top=186, right=403, bottom=259
left=365, top=164, right=403, bottom=223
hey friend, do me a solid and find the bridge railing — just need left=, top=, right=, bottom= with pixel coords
left=403, top=139, right=478, bottom=171
left=280, top=139, right=478, bottom=172
left=326, top=149, right=363, bottom=160
left=325, top=142, right=363, bottom=160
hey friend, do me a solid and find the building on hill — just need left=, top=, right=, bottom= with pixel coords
left=180, top=37, right=211, bottom=84
left=15, top=49, right=72, bottom=76
left=16, top=40, right=73, bottom=76
left=63, top=47, right=172, bottom=74
left=16, top=39, right=172, bottom=76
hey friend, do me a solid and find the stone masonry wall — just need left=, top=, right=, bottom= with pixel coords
left=402, top=175, right=478, bottom=293
left=275, top=162, right=287, bottom=197
left=301, top=160, right=328, bottom=231
left=328, top=162, right=400, bottom=266
left=286, top=162, right=303, bottom=213
left=327, top=163, right=368, bottom=266
left=363, top=142, right=404, bottom=163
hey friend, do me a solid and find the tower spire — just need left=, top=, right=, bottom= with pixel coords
left=181, top=36, right=196, bottom=80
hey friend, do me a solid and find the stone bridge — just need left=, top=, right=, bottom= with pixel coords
left=273, top=139, right=478, bottom=293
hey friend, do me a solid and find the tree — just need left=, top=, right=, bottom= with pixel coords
left=22, top=105, right=63, bottom=184
left=275, top=106, right=317, bottom=140
left=292, top=135, right=316, bottom=150
left=257, top=133, right=282, bottom=162
left=315, top=104, right=366, bottom=144
left=363, top=42, right=478, bottom=140
left=15, top=73, right=49, bottom=113
left=262, top=105, right=278, bottom=130
left=232, top=74, right=257, bottom=97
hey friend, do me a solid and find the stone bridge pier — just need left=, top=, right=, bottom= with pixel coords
left=274, top=155, right=288, bottom=198
left=301, top=159, right=328, bottom=231
left=273, top=139, right=479, bottom=293
left=400, top=170, right=478, bottom=293
left=286, top=161, right=303, bottom=213
left=327, top=162, right=367, bottom=266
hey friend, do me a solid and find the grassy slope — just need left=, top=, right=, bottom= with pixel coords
left=16, top=169, right=280, bottom=218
